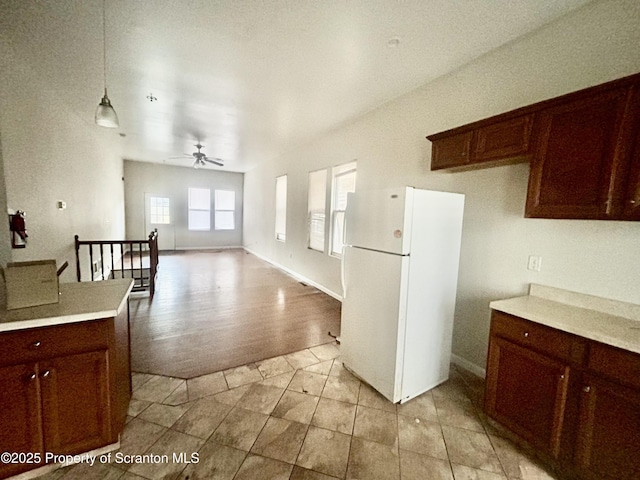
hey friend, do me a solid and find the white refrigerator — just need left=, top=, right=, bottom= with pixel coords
left=340, top=187, right=465, bottom=403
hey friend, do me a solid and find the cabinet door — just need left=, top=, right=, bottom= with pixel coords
left=621, top=86, right=640, bottom=219
left=575, top=375, right=640, bottom=480
left=473, top=115, right=534, bottom=162
left=622, top=148, right=640, bottom=219
left=430, top=131, right=473, bottom=169
left=40, top=350, right=111, bottom=455
left=526, top=87, right=632, bottom=219
left=485, top=336, right=569, bottom=457
left=0, top=363, right=44, bottom=478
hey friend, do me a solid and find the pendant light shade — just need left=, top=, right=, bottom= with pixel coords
left=96, top=89, right=119, bottom=127
left=96, top=0, right=118, bottom=128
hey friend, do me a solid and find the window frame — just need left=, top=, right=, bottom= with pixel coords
left=275, top=175, right=288, bottom=242
left=307, top=169, right=328, bottom=252
left=149, top=195, right=171, bottom=225
left=214, top=189, right=236, bottom=231
left=188, top=187, right=211, bottom=231
left=330, top=161, right=357, bottom=257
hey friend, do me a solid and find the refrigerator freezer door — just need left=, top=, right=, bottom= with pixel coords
left=345, top=187, right=413, bottom=255
left=340, top=245, right=410, bottom=403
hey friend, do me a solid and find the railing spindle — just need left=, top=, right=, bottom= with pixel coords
left=99, top=244, right=104, bottom=280
left=74, top=235, right=81, bottom=281
left=110, top=244, right=115, bottom=279
left=89, top=246, right=94, bottom=282
left=139, top=242, right=144, bottom=287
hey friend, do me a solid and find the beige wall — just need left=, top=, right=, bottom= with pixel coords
left=243, top=0, right=640, bottom=373
left=0, top=38, right=125, bottom=283
left=124, top=160, right=244, bottom=249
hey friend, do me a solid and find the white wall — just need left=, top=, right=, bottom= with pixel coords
left=0, top=38, right=125, bottom=283
left=243, top=0, right=640, bottom=373
left=124, top=160, right=244, bottom=249
left=0, top=132, right=12, bottom=269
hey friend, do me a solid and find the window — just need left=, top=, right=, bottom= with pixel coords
left=188, top=187, right=211, bottom=231
left=330, top=161, right=357, bottom=256
left=307, top=169, right=327, bottom=252
left=275, top=175, right=287, bottom=241
left=149, top=196, right=170, bottom=224
left=214, top=190, right=235, bottom=230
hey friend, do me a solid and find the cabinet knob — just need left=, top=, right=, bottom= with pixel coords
left=583, top=386, right=591, bottom=393
left=27, top=372, right=37, bottom=381
left=523, top=332, right=529, bottom=338
left=29, top=341, right=41, bottom=350
left=559, top=374, right=565, bottom=380
left=41, top=370, right=51, bottom=378
left=630, top=200, right=637, bottom=204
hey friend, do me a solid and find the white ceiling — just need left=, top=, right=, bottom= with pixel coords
left=1, top=0, right=592, bottom=172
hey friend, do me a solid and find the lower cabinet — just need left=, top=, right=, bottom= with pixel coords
left=485, top=337, right=569, bottom=457
left=0, top=314, right=130, bottom=479
left=40, top=350, right=111, bottom=455
left=485, top=310, right=640, bottom=479
left=574, top=377, right=640, bottom=479
left=0, top=352, right=110, bottom=478
left=0, top=363, right=44, bottom=478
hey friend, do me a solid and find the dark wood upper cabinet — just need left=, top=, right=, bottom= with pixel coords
left=525, top=87, right=632, bottom=219
left=430, top=131, right=473, bottom=169
left=621, top=87, right=640, bottom=220
left=428, top=114, right=533, bottom=170
left=474, top=115, right=534, bottom=162
left=427, top=71, right=640, bottom=220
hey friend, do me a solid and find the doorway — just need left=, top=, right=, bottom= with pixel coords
left=144, top=193, right=176, bottom=251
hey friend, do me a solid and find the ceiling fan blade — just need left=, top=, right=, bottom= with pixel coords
left=204, top=157, right=224, bottom=166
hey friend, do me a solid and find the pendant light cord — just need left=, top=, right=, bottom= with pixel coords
left=95, top=0, right=118, bottom=127
left=102, top=0, right=107, bottom=92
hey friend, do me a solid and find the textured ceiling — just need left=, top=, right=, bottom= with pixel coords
left=0, top=0, right=592, bottom=172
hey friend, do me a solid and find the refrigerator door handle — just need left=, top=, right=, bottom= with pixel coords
left=341, top=246, right=347, bottom=299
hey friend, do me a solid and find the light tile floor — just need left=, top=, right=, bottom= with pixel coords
left=36, top=342, right=559, bottom=480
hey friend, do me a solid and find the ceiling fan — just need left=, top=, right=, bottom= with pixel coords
left=171, top=143, right=224, bottom=168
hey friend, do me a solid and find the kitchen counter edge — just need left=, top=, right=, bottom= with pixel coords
left=489, top=284, right=640, bottom=355
left=0, top=279, right=134, bottom=332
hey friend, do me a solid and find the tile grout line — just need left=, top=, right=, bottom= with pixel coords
left=290, top=358, right=331, bottom=477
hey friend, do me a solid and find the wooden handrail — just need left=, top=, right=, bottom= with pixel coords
left=74, top=229, right=159, bottom=297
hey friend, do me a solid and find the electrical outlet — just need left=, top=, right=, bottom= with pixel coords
left=527, top=255, right=542, bottom=272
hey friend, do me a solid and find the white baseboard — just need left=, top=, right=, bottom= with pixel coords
left=244, top=247, right=343, bottom=301
left=173, top=245, right=244, bottom=251
left=451, top=353, right=486, bottom=378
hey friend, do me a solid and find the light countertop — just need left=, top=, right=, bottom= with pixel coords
left=490, top=284, right=640, bottom=355
left=0, top=279, right=134, bottom=332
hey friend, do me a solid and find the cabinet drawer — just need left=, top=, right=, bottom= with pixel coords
left=491, top=310, right=585, bottom=364
left=0, top=320, right=109, bottom=366
left=588, top=341, right=640, bottom=390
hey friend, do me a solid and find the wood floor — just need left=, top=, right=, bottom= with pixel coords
left=129, top=249, right=341, bottom=379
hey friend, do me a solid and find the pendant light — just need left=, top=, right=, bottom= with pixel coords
left=95, top=0, right=119, bottom=128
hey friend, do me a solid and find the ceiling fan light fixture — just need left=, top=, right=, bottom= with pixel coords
left=95, top=0, right=119, bottom=128
left=95, top=89, right=119, bottom=128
